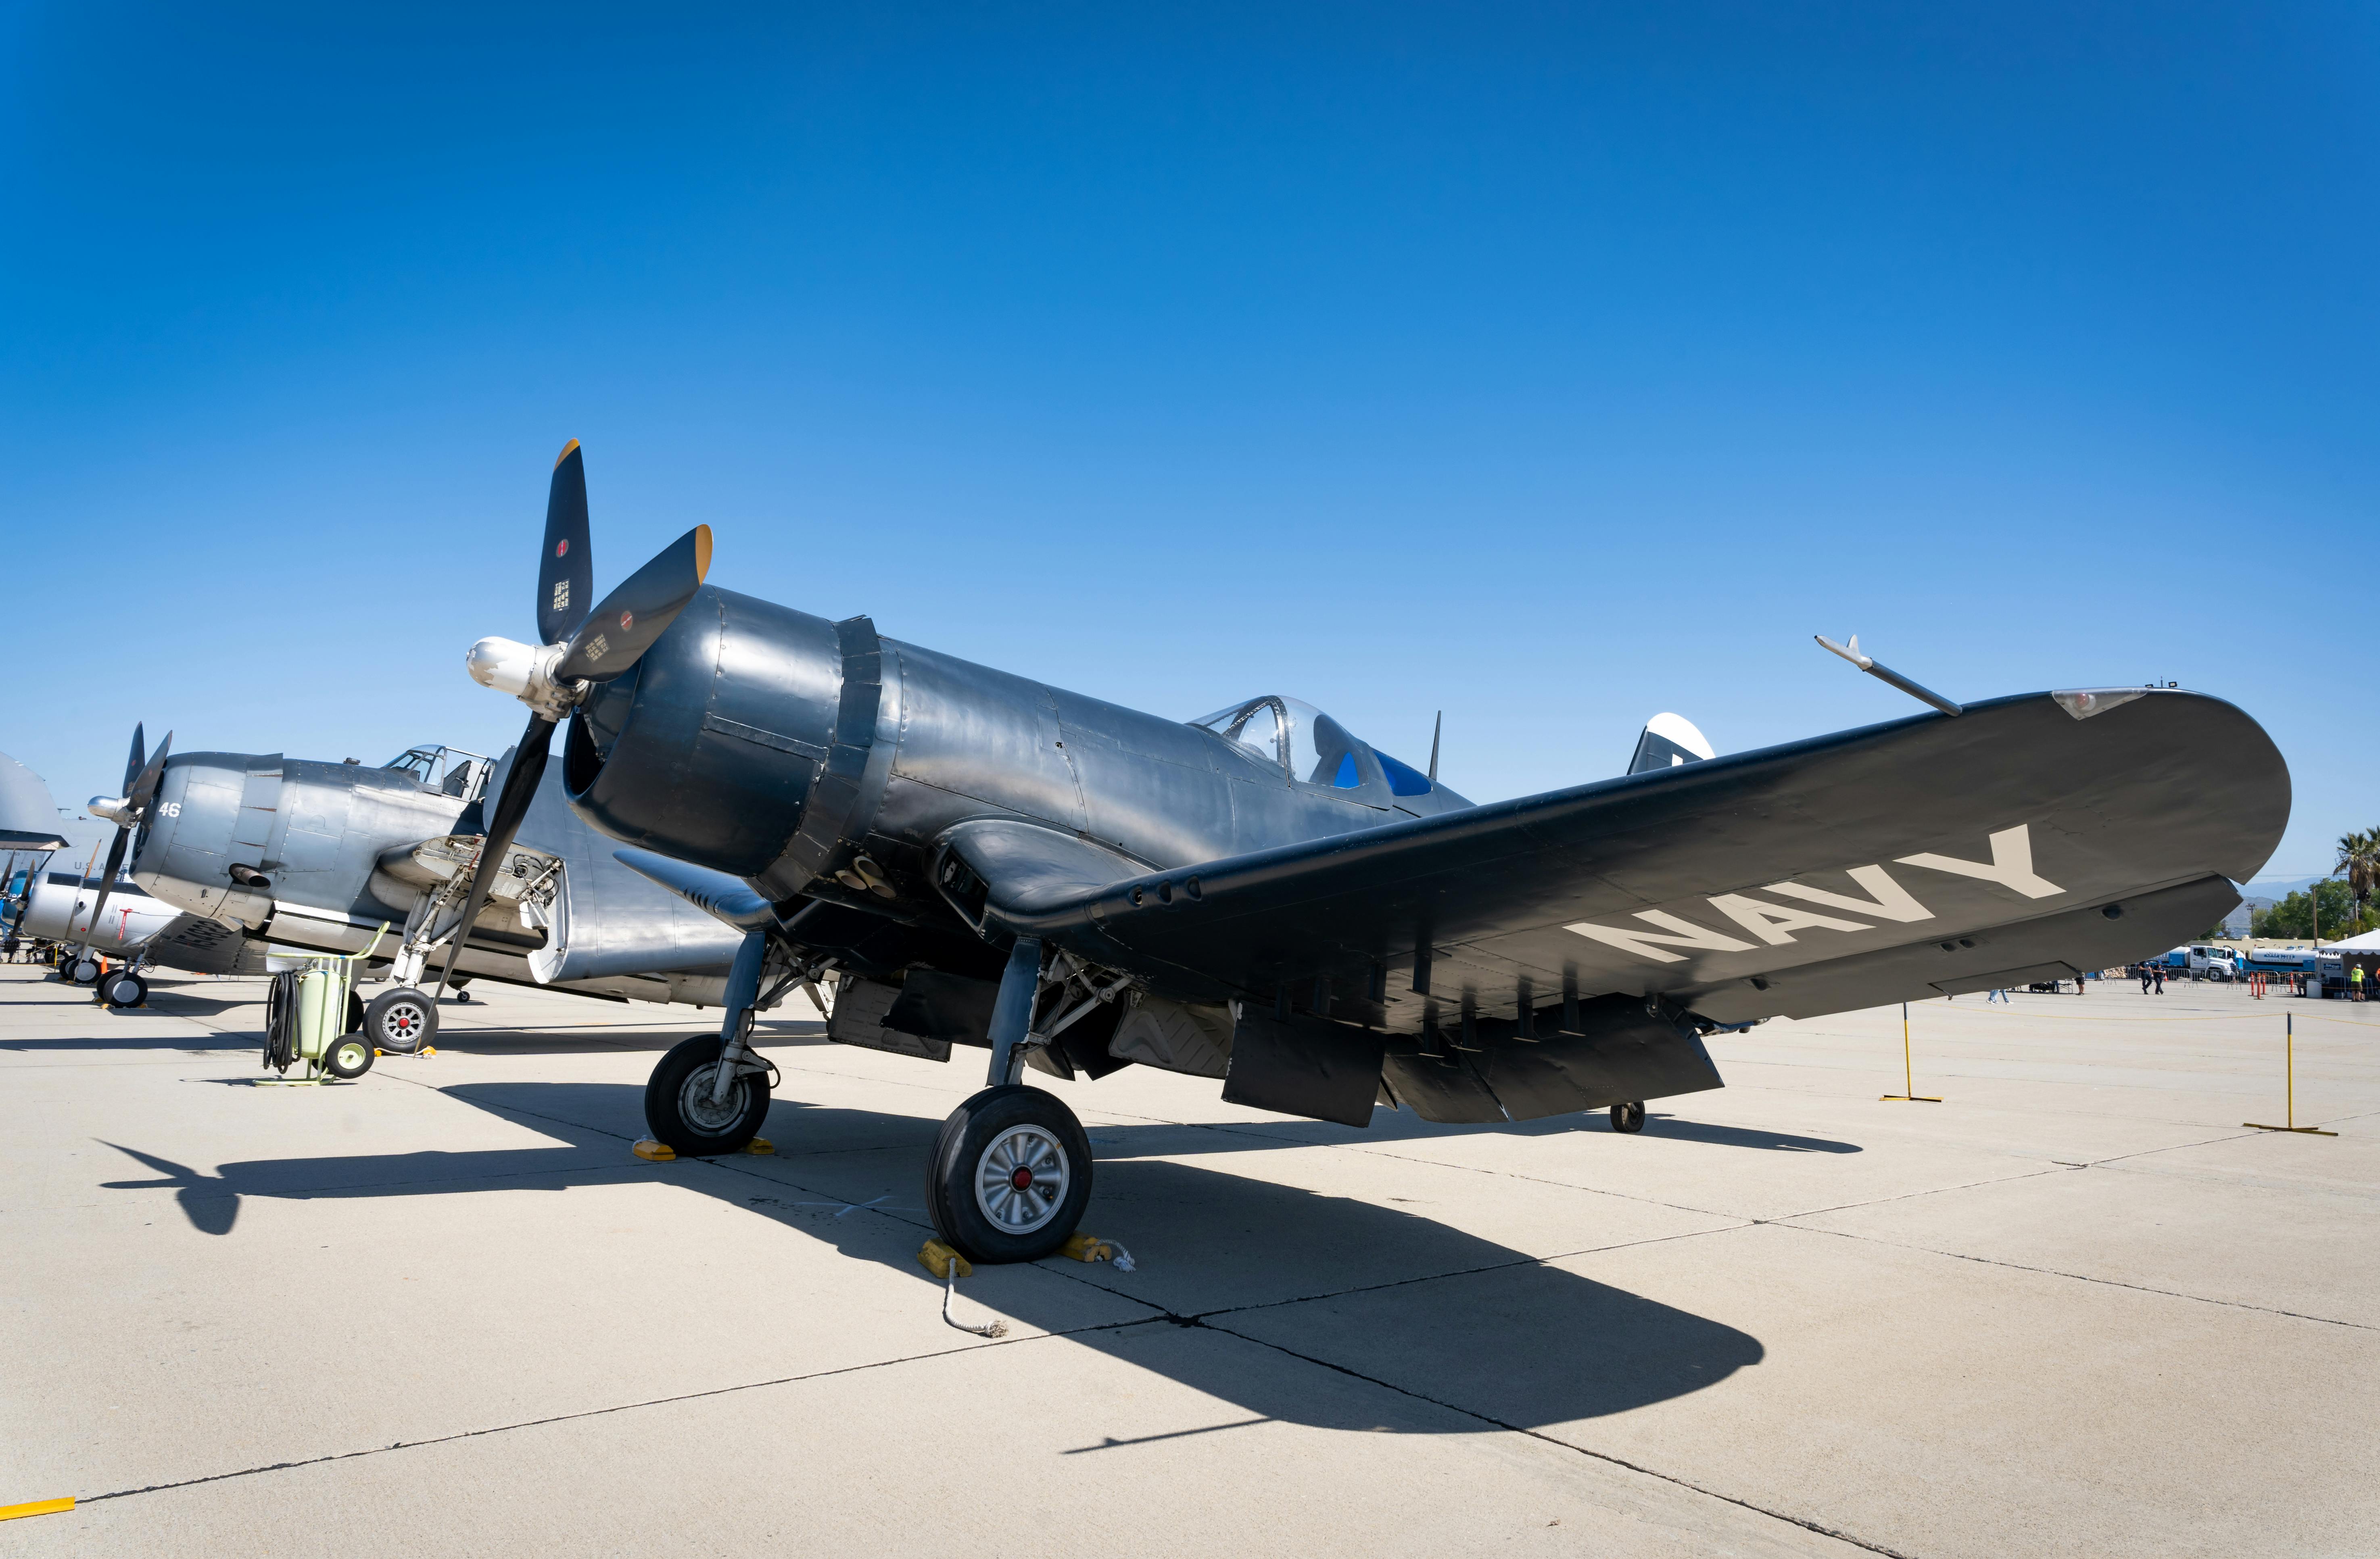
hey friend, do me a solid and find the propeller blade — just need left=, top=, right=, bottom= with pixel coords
left=127, top=733, right=172, bottom=812
left=122, top=723, right=146, bottom=794
left=554, top=525, right=712, bottom=683
left=537, top=440, right=595, bottom=647
left=431, top=712, right=557, bottom=1001
left=83, top=825, right=132, bottom=942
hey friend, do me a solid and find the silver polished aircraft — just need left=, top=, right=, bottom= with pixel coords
left=71, top=722, right=750, bottom=1049
left=440, top=442, right=2290, bottom=1265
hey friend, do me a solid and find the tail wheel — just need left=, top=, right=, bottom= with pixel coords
left=364, top=988, right=438, bottom=1054
left=1610, top=1100, right=1647, bottom=1133
left=643, top=1034, right=772, bottom=1156
left=927, top=1085, right=1093, bottom=1265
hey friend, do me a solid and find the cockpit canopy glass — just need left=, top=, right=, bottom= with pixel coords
left=381, top=745, right=492, bottom=798
left=1189, top=697, right=1369, bottom=789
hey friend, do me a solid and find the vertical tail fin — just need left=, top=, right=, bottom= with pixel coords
left=1626, top=713, right=1715, bottom=775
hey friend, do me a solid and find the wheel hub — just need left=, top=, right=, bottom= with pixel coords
left=975, top=1125, right=1067, bottom=1235
left=676, top=1062, right=749, bottom=1134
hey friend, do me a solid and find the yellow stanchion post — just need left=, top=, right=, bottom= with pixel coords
left=2246, top=1012, right=2336, bottom=1135
left=1882, top=1000, right=1942, bottom=1102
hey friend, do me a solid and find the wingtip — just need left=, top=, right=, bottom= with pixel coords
left=554, top=438, right=581, bottom=470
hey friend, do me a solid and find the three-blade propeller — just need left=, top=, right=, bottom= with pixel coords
left=435, top=442, right=712, bottom=998
left=82, top=723, right=171, bottom=943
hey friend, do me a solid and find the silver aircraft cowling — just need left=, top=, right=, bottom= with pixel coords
left=130, top=747, right=747, bottom=1005
left=19, top=867, right=262, bottom=973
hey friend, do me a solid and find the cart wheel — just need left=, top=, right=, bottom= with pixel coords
left=364, top=988, right=438, bottom=1054
left=323, top=1033, right=375, bottom=1079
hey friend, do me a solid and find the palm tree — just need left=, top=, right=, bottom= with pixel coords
left=2337, top=829, right=2380, bottom=932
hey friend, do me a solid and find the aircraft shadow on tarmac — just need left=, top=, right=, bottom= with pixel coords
left=97, top=1079, right=1769, bottom=1431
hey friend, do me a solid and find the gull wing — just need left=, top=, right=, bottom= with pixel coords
left=973, top=690, right=2288, bottom=1031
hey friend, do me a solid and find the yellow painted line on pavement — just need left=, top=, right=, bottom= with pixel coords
left=0, top=1497, right=73, bottom=1521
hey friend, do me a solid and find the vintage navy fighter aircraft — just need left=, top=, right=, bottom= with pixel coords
left=69, top=721, right=752, bottom=1042
left=451, top=442, right=2291, bottom=1265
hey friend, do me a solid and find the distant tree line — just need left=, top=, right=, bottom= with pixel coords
left=2248, top=830, right=2380, bottom=939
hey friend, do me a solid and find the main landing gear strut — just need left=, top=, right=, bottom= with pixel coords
left=637, top=930, right=1093, bottom=1265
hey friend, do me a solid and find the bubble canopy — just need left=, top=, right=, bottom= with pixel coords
left=1188, top=696, right=1434, bottom=797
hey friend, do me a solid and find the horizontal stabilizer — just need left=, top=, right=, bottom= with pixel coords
left=612, top=847, right=777, bottom=932
left=1627, top=713, right=1715, bottom=774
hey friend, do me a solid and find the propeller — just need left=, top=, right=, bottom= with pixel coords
left=82, top=724, right=171, bottom=943
left=438, top=441, right=712, bottom=999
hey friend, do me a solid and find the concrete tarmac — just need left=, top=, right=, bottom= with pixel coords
left=2, top=964, right=2373, bottom=1557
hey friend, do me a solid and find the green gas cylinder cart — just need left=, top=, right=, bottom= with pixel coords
left=261, top=929, right=385, bottom=1083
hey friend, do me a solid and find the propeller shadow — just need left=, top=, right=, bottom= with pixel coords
left=96, top=1079, right=1765, bottom=1433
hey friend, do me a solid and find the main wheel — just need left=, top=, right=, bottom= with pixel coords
left=102, top=971, right=148, bottom=1009
left=322, top=1032, right=375, bottom=1079
left=363, top=987, right=437, bottom=1054
left=1610, top=1100, right=1647, bottom=1133
left=68, top=953, right=101, bottom=985
left=643, top=1035, right=772, bottom=1157
left=927, top=1085, right=1093, bottom=1265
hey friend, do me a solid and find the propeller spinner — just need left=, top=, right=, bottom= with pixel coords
left=443, top=441, right=712, bottom=998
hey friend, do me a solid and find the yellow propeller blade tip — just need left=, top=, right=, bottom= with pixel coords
left=693, top=524, right=713, bottom=581
left=554, top=438, right=581, bottom=469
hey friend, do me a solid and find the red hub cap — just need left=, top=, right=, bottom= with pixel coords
left=1009, top=1167, right=1035, bottom=1191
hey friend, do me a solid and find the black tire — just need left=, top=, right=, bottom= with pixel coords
left=927, top=1085, right=1093, bottom=1265
left=1610, top=1100, right=1647, bottom=1133
left=322, top=1031, right=375, bottom=1079
left=68, top=954, right=101, bottom=985
left=363, top=987, right=438, bottom=1054
left=643, top=1034, right=772, bottom=1157
left=102, top=971, right=148, bottom=1010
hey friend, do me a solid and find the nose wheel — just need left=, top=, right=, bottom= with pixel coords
left=927, top=1085, right=1094, bottom=1264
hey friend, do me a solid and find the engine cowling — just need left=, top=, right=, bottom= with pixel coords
left=563, top=585, right=849, bottom=882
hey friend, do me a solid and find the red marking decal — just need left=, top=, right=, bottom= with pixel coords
left=556, top=540, right=570, bottom=557
left=620, top=610, right=634, bottom=631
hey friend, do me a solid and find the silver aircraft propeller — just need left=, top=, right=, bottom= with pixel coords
left=442, top=440, right=712, bottom=999
left=82, top=723, right=171, bottom=943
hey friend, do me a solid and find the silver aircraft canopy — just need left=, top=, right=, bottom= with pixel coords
left=378, top=746, right=493, bottom=801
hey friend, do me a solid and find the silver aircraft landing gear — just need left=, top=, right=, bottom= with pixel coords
left=363, top=987, right=438, bottom=1054
left=1610, top=1100, right=1647, bottom=1133
left=926, top=937, right=1094, bottom=1265
left=100, top=968, right=149, bottom=1010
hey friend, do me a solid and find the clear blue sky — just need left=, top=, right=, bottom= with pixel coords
left=4, top=2, right=2372, bottom=883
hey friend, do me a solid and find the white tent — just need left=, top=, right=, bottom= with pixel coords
left=2321, top=928, right=2380, bottom=952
